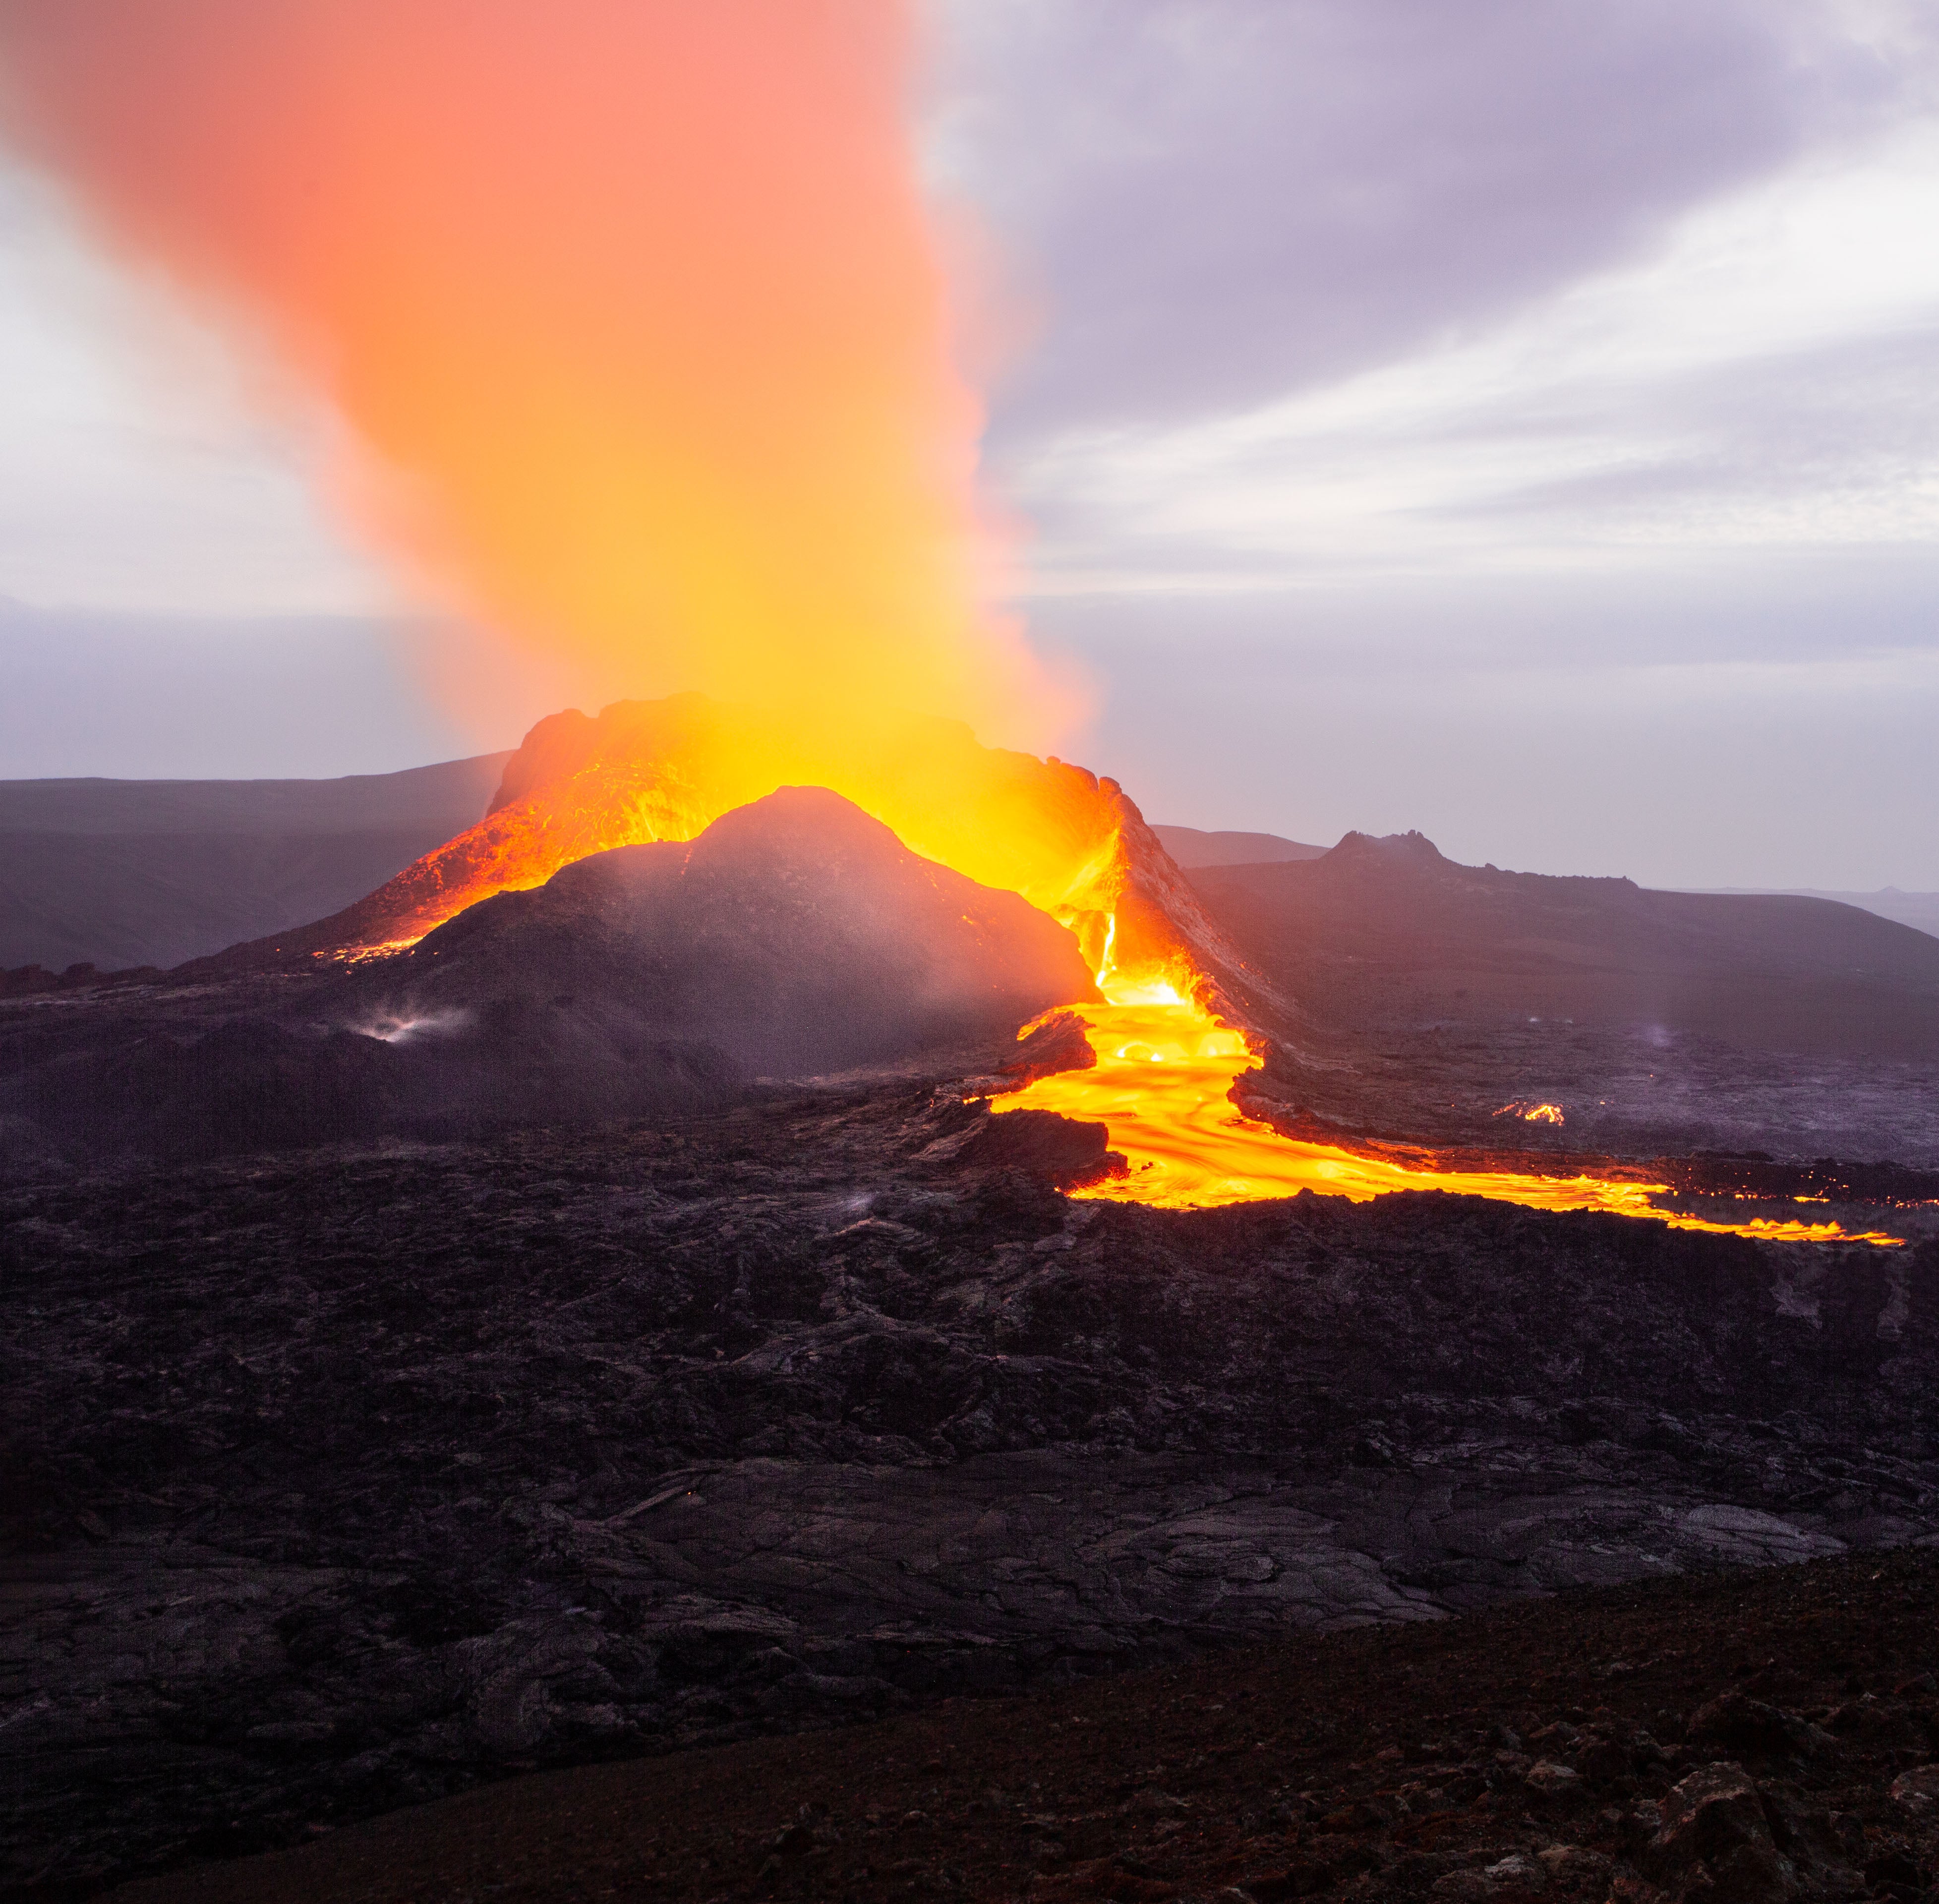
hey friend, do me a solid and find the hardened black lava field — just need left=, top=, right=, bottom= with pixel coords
left=3, top=1074, right=1935, bottom=1897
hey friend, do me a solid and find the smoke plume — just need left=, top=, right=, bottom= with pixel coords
left=0, top=0, right=1070, bottom=743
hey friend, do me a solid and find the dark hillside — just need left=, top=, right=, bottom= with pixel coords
left=0, top=755, right=510, bottom=970
left=0, top=790, right=1098, bottom=1167
left=1190, top=832, right=1939, bottom=1064
left=1153, top=824, right=1327, bottom=867
left=1184, top=832, right=1939, bottom=1165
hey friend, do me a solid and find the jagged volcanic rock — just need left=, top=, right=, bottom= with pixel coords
left=80, top=1549, right=1939, bottom=1904
left=2, top=1081, right=1935, bottom=1893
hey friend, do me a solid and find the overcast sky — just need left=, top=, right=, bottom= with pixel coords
left=2, top=0, right=1937, bottom=890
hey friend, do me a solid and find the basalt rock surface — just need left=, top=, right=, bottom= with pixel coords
left=2, top=1080, right=1935, bottom=1895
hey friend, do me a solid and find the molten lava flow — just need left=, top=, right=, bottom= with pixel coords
left=1000, top=976, right=1905, bottom=1247
left=236, top=693, right=1900, bottom=1249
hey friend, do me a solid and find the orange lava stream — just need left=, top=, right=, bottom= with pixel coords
left=999, top=989, right=1904, bottom=1247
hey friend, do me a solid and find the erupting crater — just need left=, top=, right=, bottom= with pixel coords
left=248, top=695, right=1900, bottom=1246
left=250, top=694, right=1237, bottom=1004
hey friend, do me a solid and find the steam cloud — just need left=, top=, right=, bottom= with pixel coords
left=0, top=0, right=1072, bottom=744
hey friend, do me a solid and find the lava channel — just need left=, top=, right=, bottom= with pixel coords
left=998, top=976, right=1905, bottom=1247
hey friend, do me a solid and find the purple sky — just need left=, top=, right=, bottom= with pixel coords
left=2, top=0, right=1936, bottom=889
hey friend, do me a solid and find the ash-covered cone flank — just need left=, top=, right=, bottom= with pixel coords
left=349, top=785, right=1099, bottom=1077
left=206, top=694, right=1274, bottom=1029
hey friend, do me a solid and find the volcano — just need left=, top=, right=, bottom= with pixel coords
left=0, top=785, right=1100, bottom=1164
left=213, top=694, right=1258, bottom=1017
left=6, top=719, right=1939, bottom=1901
left=45, top=696, right=1909, bottom=1243
left=343, top=783, right=1100, bottom=1080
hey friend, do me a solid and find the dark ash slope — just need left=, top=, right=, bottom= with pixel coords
left=352, top=783, right=1098, bottom=1077
left=1195, top=830, right=1939, bottom=1062
left=1193, top=831, right=1939, bottom=1165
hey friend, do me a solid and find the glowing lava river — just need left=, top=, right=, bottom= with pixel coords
left=999, top=982, right=1905, bottom=1247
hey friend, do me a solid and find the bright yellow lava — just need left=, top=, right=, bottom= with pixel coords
left=998, top=987, right=1903, bottom=1246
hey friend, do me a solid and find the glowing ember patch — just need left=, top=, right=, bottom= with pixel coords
left=332, top=942, right=423, bottom=965
left=1496, top=1100, right=1566, bottom=1125
left=999, top=985, right=1902, bottom=1246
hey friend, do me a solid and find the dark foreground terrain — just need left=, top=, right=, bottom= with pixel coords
left=3, top=1080, right=1935, bottom=1897
left=101, top=1548, right=1939, bottom=1904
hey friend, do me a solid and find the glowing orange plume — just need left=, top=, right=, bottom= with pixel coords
left=0, top=0, right=1065, bottom=741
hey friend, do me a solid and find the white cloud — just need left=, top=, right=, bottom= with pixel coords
left=1009, top=118, right=1939, bottom=590
left=0, top=165, right=398, bottom=616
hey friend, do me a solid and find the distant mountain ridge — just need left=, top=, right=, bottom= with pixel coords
left=1686, top=886, right=1939, bottom=941
left=1159, top=820, right=1939, bottom=945
left=1152, top=823, right=1326, bottom=867
left=1189, top=829, right=1939, bottom=1062
left=5, top=752, right=1932, bottom=997
left=0, top=755, right=510, bottom=970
